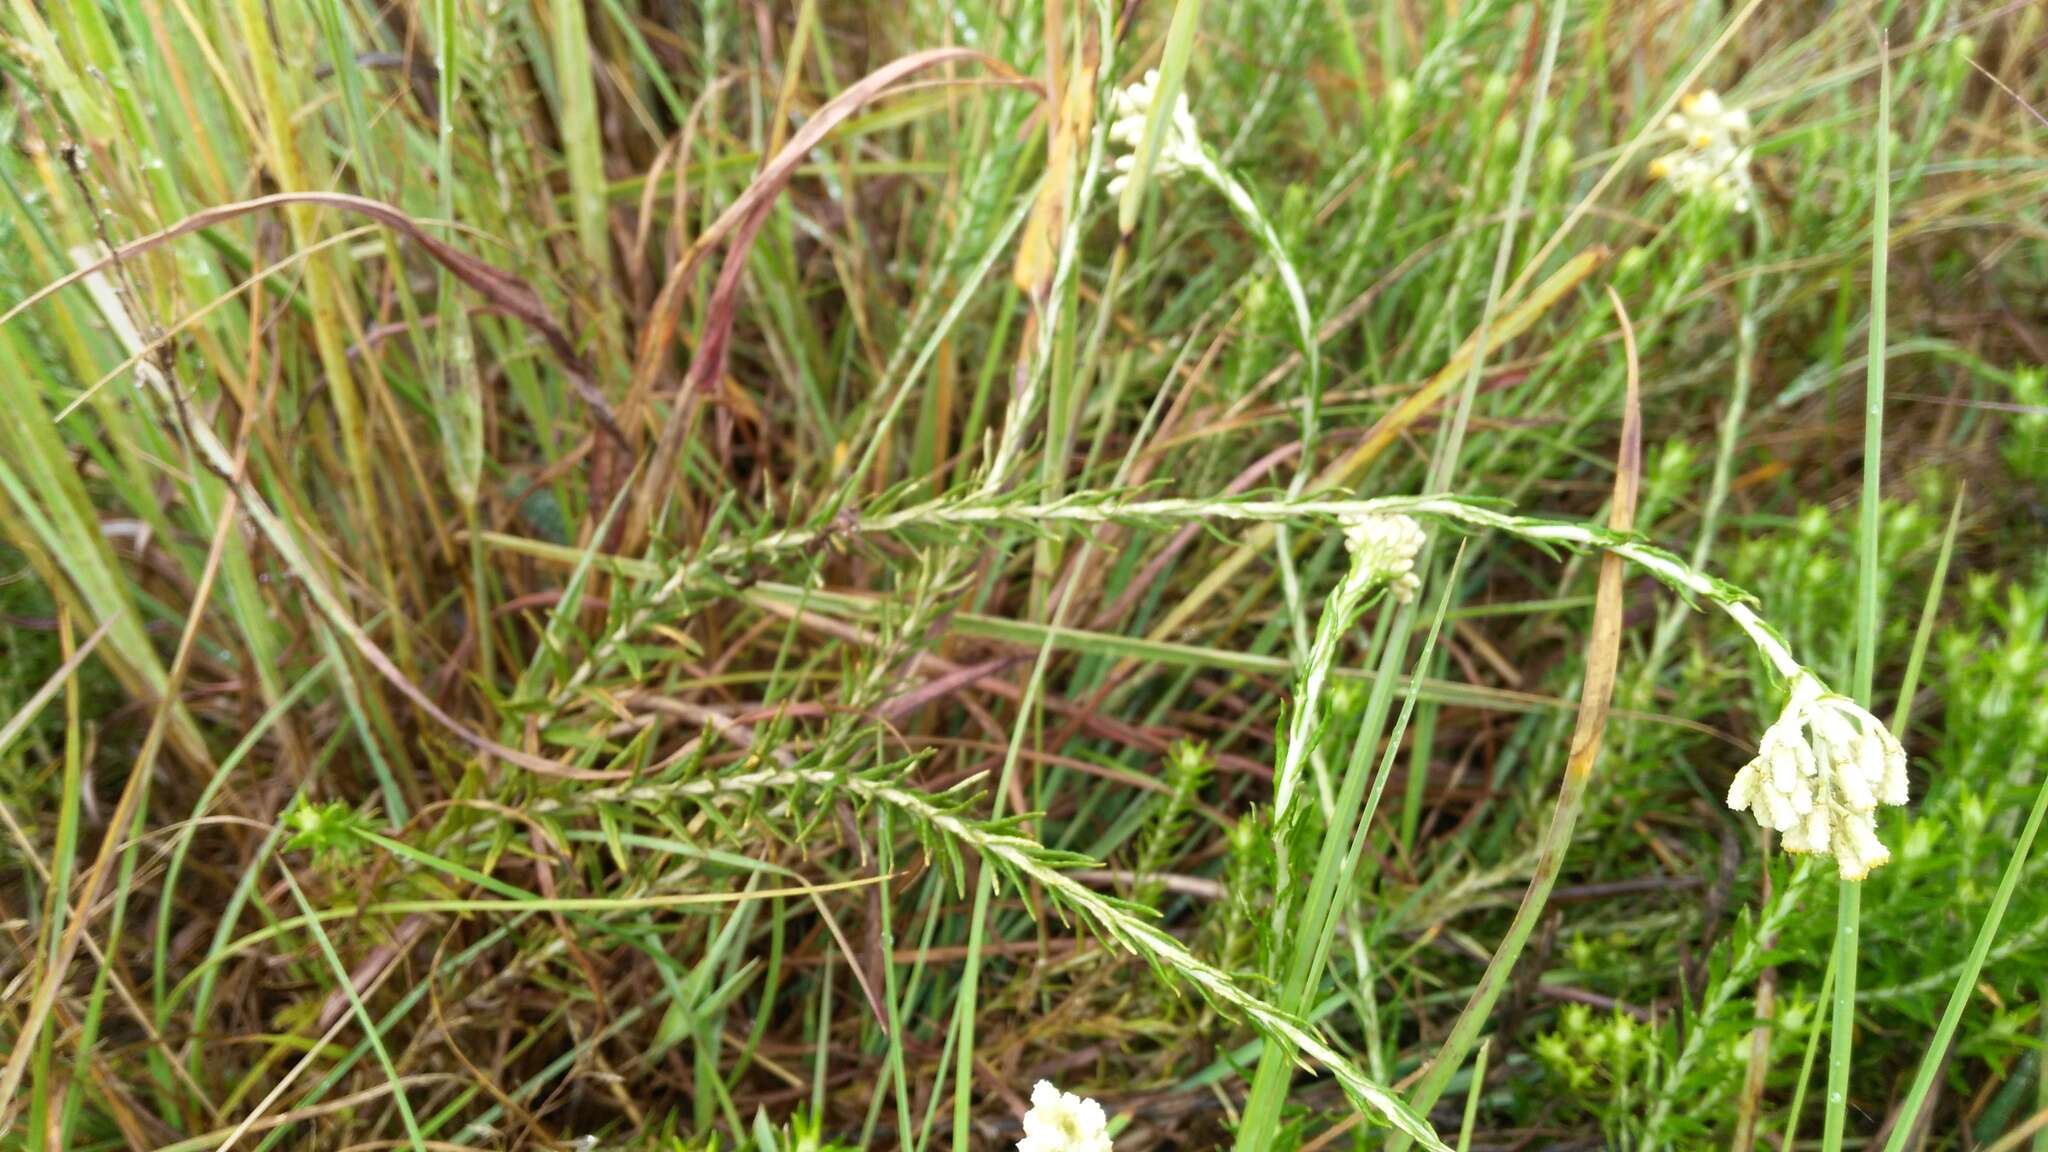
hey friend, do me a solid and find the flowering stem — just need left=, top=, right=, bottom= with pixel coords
left=623, top=763, right=1452, bottom=1151
left=1270, top=549, right=1378, bottom=838
left=1639, top=212, right=1770, bottom=698
left=1185, top=139, right=1325, bottom=662
left=1187, top=151, right=1320, bottom=482
left=491, top=489, right=1824, bottom=715
left=1825, top=883, right=1862, bottom=1150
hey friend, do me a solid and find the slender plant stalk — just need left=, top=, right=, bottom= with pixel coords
left=1890, top=490, right=1965, bottom=737
left=25, top=611, right=90, bottom=1143
left=1174, top=144, right=1323, bottom=659
left=1827, top=44, right=1891, bottom=1152
left=1640, top=214, right=1770, bottom=691
left=1250, top=19, right=1574, bottom=1134
left=1455, top=1039, right=1491, bottom=1152
left=485, top=488, right=1832, bottom=703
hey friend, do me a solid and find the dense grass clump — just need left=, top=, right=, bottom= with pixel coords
left=1, top=1, right=2044, bottom=1149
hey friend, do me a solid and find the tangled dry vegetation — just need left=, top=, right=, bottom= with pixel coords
left=1, top=1, right=2045, bottom=1149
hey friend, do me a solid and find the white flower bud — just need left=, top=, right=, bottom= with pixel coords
left=1727, top=671, right=1909, bottom=880
left=1104, top=69, right=1205, bottom=198
left=1017, top=1081, right=1114, bottom=1152
left=1341, top=513, right=1427, bottom=603
left=1648, top=88, right=1755, bottom=214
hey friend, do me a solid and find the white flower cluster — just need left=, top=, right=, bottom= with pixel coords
left=1106, top=69, right=1206, bottom=197
left=1726, top=671, right=1909, bottom=880
left=1649, top=89, right=1755, bottom=213
left=1341, top=513, right=1427, bottom=603
left=1017, top=1081, right=1113, bottom=1152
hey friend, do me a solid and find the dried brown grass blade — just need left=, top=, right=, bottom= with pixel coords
left=1396, top=282, right=1642, bottom=1127
left=622, top=48, right=1036, bottom=546
left=2, top=191, right=623, bottom=448
left=1012, top=26, right=1098, bottom=299
left=1572, top=286, right=1643, bottom=771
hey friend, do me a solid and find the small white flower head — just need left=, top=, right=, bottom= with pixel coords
left=1726, top=671, right=1910, bottom=880
left=1341, top=513, right=1427, bottom=603
left=1017, top=1081, right=1113, bottom=1152
left=1649, top=88, right=1755, bottom=213
left=1106, top=69, right=1205, bottom=197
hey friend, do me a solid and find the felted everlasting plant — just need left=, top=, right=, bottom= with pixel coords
left=1727, top=670, right=1909, bottom=879
left=1649, top=89, right=1756, bottom=212
left=1016, top=1082, right=1114, bottom=1152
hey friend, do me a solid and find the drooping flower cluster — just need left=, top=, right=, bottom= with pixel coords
left=1726, top=671, right=1909, bottom=879
left=1017, top=1081, right=1113, bottom=1152
left=1106, top=68, right=1206, bottom=197
left=1341, top=513, right=1427, bottom=603
left=1648, top=89, right=1755, bottom=213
